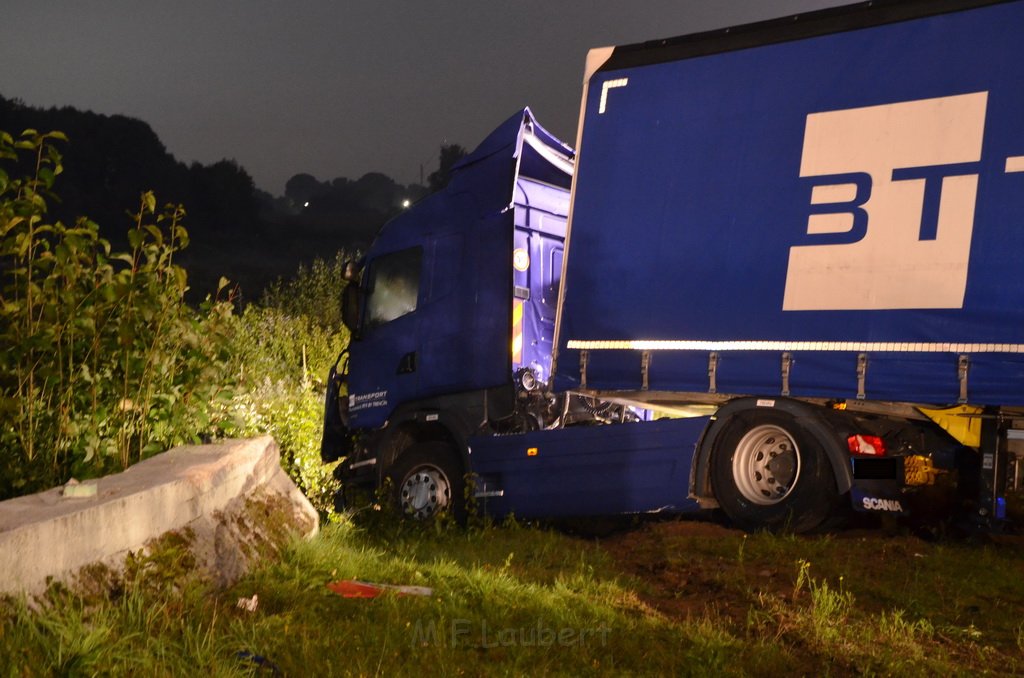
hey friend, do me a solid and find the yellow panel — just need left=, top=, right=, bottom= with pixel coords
left=918, top=404, right=983, bottom=447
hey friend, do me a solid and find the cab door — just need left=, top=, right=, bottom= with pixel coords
left=347, top=246, right=422, bottom=428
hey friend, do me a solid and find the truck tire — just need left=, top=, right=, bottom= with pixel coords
left=387, top=442, right=466, bottom=522
left=710, top=410, right=838, bottom=533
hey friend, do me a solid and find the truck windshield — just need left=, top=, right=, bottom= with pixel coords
left=364, top=246, right=422, bottom=330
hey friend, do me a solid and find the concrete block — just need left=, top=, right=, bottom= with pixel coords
left=0, top=437, right=318, bottom=595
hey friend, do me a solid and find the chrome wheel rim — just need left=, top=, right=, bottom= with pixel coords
left=399, top=466, right=451, bottom=518
left=732, top=424, right=800, bottom=505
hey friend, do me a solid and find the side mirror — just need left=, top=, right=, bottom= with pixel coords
left=341, top=283, right=362, bottom=335
left=342, top=260, right=358, bottom=282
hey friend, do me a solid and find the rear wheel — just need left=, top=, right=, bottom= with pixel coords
left=710, top=410, right=838, bottom=533
left=387, top=442, right=466, bottom=522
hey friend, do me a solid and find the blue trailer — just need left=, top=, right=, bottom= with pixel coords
left=323, top=0, right=1023, bottom=532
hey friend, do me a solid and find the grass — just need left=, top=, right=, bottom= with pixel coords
left=1, top=514, right=1022, bottom=676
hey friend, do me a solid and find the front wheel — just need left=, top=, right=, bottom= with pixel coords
left=710, top=411, right=838, bottom=533
left=387, top=442, right=466, bottom=522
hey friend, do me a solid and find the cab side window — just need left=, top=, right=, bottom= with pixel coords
left=364, top=247, right=422, bottom=330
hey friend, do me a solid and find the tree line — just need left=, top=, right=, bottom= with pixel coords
left=0, top=94, right=465, bottom=302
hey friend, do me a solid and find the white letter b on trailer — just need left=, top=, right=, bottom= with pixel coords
left=783, top=92, right=987, bottom=311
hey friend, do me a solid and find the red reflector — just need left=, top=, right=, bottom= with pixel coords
left=847, top=434, right=886, bottom=456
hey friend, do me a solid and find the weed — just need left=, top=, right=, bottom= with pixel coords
left=807, top=574, right=853, bottom=644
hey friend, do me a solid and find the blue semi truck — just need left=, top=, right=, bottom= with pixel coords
left=322, top=0, right=1024, bottom=532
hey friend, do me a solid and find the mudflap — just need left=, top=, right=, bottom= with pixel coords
left=850, top=485, right=910, bottom=517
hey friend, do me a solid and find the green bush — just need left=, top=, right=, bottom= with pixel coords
left=260, top=252, right=355, bottom=333
left=0, top=130, right=236, bottom=498
left=227, top=257, right=352, bottom=517
left=0, top=127, right=353, bottom=515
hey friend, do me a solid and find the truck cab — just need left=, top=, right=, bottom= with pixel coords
left=324, top=109, right=577, bottom=515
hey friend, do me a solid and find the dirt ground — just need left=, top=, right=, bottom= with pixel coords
left=599, top=514, right=1024, bottom=628
left=601, top=518, right=777, bottom=624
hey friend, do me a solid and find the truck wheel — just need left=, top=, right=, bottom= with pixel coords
left=387, top=442, right=466, bottom=522
left=710, top=411, right=838, bottom=533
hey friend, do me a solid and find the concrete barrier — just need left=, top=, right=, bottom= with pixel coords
left=0, top=437, right=318, bottom=595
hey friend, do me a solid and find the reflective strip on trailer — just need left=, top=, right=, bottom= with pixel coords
left=512, top=299, right=524, bottom=366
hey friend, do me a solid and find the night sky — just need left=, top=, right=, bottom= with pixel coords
left=2, top=1, right=847, bottom=194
